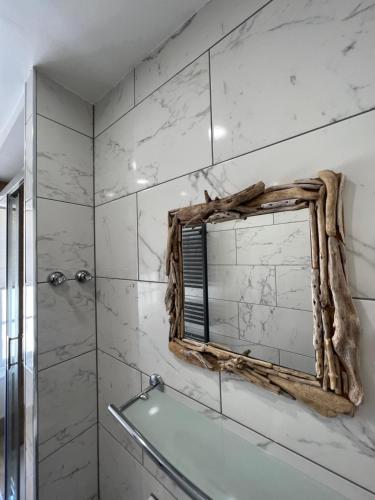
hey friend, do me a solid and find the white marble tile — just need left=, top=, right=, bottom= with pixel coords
left=274, top=208, right=309, bottom=224
left=239, top=302, right=315, bottom=357
left=97, top=279, right=140, bottom=366
left=208, top=298, right=239, bottom=338
left=94, top=70, right=134, bottom=136
left=39, top=426, right=98, bottom=500
left=37, top=72, right=93, bottom=137
left=208, top=264, right=276, bottom=305
left=25, top=115, right=35, bottom=202
left=96, top=278, right=220, bottom=410
left=279, top=350, right=315, bottom=375
left=37, top=280, right=96, bottom=370
left=138, top=110, right=375, bottom=298
left=95, top=54, right=211, bottom=204
left=38, top=351, right=97, bottom=460
left=276, top=265, right=312, bottom=311
left=97, top=351, right=142, bottom=461
left=37, top=199, right=94, bottom=282
left=95, top=194, right=138, bottom=279
left=209, top=332, right=280, bottom=364
left=207, top=229, right=236, bottom=265
left=211, top=0, right=375, bottom=162
left=36, top=116, right=93, bottom=205
left=236, top=220, right=311, bottom=266
left=207, top=212, right=274, bottom=231
left=221, top=298, right=375, bottom=492
left=135, top=0, right=269, bottom=102
left=99, top=425, right=175, bottom=500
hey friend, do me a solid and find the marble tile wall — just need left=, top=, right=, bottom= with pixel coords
left=38, top=426, right=98, bottom=500
left=94, top=0, right=375, bottom=497
left=34, top=71, right=97, bottom=498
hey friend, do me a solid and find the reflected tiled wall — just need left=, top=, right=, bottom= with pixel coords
left=205, top=210, right=314, bottom=373
left=34, top=72, right=98, bottom=500
left=94, top=0, right=375, bottom=498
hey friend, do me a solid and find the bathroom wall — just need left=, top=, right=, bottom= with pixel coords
left=94, top=0, right=375, bottom=498
left=32, top=72, right=98, bottom=499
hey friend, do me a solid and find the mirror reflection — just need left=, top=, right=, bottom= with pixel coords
left=182, top=208, right=315, bottom=375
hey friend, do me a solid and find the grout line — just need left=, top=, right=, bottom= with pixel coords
left=98, top=423, right=143, bottom=466
left=37, top=348, right=97, bottom=373
left=37, top=277, right=86, bottom=284
left=208, top=218, right=309, bottom=233
left=219, top=371, right=223, bottom=413
left=133, top=67, right=136, bottom=106
left=36, top=195, right=93, bottom=208
left=94, top=0, right=275, bottom=139
left=353, top=296, right=375, bottom=302
left=136, top=193, right=140, bottom=281
left=36, top=113, right=92, bottom=139
left=274, top=264, right=278, bottom=307
left=92, top=103, right=101, bottom=500
left=38, top=422, right=98, bottom=463
left=94, top=106, right=375, bottom=208
left=96, top=276, right=166, bottom=285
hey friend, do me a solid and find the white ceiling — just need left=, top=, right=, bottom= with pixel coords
left=0, top=0, right=209, bottom=181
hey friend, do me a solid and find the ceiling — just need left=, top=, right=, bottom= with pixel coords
left=0, top=0, right=209, bottom=181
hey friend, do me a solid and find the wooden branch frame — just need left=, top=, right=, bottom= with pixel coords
left=165, top=171, right=363, bottom=417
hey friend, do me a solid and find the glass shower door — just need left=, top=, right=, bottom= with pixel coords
left=5, top=187, right=24, bottom=500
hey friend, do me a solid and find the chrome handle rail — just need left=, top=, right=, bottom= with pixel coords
left=108, top=373, right=211, bottom=500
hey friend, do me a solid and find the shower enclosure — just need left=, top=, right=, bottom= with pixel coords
left=0, top=176, right=25, bottom=500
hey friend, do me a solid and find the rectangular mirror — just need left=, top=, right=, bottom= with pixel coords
left=166, top=171, right=363, bottom=417
left=182, top=209, right=315, bottom=375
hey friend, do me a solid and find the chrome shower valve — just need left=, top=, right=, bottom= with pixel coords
left=75, top=270, right=93, bottom=282
left=47, top=271, right=67, bottom=286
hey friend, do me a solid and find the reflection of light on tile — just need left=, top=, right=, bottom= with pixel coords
left=180, top=191, right=188, bottom=197
left=148, top=406, right=159, bottom=416
left=208, top=125, right=227, bottom=140
left=137, top=178, right=149, bottom=185
left=107, top=192, right=116, bottom=198
left=131, top=161, right=137, bottom=171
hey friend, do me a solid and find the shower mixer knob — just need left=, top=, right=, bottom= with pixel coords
left=47, top=271, right=67, bottom=286
left=75, top=270, right=93, bottom=282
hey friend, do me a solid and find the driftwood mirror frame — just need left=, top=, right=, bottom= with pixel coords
left=165, top=170, right=363, bottom=417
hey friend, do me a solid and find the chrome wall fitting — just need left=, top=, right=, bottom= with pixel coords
left=75, top=270, right=93, bottom=282
left=47, top=271, right=67, bottom=286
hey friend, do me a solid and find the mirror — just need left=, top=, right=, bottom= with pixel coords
left=182, top=209, right=315, bottom=375
left=166, top=171, right=363, bottom=417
